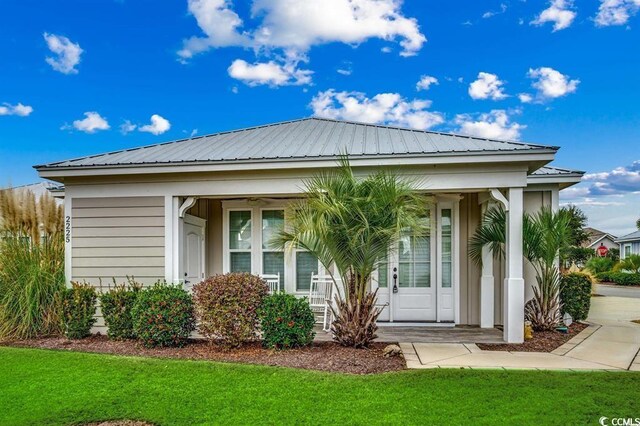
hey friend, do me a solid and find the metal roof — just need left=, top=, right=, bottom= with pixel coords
left=530, top=165, right=584, bottom=176
left=35, top=117, right=559, bottom=170
left=616, top=230, right=640, bottom=243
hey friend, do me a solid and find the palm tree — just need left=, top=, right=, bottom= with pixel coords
left=469, top=206, right=571, bottom=331
left=272, top=157, right=429, bottom=348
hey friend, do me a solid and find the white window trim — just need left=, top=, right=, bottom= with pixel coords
left=221, top=199, right=322, bottom=294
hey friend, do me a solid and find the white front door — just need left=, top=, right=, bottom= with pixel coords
left=373, top=201, right=458, bottom=323
left=183, top=214, right=206, bottom=290
left=392, top=209, right=436, bottom=321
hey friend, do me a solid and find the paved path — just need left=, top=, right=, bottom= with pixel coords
left=402, top=296, right=640, bottom=371
left=594, top=283, right=640, bottom=298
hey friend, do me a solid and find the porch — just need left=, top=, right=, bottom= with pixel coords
left=313, top=325, right=504, bottom=344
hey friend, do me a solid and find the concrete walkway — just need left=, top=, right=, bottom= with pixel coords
left=402, top=296, right=640, bottom=371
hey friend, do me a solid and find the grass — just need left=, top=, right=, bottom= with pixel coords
left=1, top=348, right=640, bottom=425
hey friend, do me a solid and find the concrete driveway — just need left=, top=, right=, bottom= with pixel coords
left=402, top=296, right=640, bottom=371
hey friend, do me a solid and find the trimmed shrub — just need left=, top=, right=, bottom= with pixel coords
left=62, top=282, right=97, bottom=339
left=596, top=271, right=640, bottom=286
left=100, top=279, right=142, bottom=340
left=132, top=283, right=195, bottom=348
left=560, top=273, right=592, bottom=321
left=192, top=273, right=269, bottom=348
left=260, top=293, right=316, bottom=349
left=584, top=257, right=614, bottom=275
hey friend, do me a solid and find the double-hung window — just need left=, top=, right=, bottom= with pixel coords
left=228, top=210, right=252, bottom=273
left=261, top=209, right=285, bottom=282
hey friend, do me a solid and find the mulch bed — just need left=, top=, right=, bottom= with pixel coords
left=4, top=335, right=405, bottom=374
left=476, top=322, right=589, bottom=352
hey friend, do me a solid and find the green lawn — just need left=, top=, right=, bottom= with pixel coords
left=1, top=347, right=639, bottom=425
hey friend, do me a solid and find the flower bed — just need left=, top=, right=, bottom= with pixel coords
left=5, top=335, right=404, bottom=374
left=477, top=322, right=588, bottom=352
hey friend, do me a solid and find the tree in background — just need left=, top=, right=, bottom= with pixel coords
left=560, top=204, right=590, bottom=268
left=636, top=217, right=640, bottom=230
left=563, top=205, right=589, bottom=247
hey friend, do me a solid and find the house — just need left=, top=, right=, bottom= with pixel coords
left=582, top=227, right=618, bottom=252
left=34, top=118, right=584, bottom=343
left=616, top=230, right=640, bottom=259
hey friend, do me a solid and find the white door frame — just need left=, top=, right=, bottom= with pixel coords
left=374, top=196, right=460, bottom=324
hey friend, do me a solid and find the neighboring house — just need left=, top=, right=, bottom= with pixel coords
left=616, top=231, right=640, bottom=260
left=35, top=117, right=583, bottom=343
left=2, top=181, right=64, bottom=203
left=582, top=227, right=618, bottom=251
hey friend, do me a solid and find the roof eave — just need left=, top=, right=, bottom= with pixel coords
left=35, top=149, right=558, bottom=179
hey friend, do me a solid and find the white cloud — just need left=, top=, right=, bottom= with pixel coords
left=526, top=67, right=579, bottom=101
left=531, top=0, right=577, bottom=31
left=64, top=112, right=110, bottom=133
left=416, top=75, right=439, bottom=91
left=454, top=109, right=525, bottom=141
left=177, top=0, right=251, bottom=60
left=120, top=120, right=137, bottom=135
left=139, top=114, right=171, bottom=135
left=310, top=89, right=444, bottom=130
left=0, top=102, right=33, bottom=117
left=228, top=59, right=312, bottom=86
left=579, top=161, right=640, bottom=196
left=518, top=93, right=534, bottom=103
left=468, top=72, right=508, bottom=100
left=594, top=0, right=640, bottom=26
left=482, top=3, right=507, bottom=18
left=43, top=33, right=83, bottom=74
left=179, top=0, right=426, bottom=60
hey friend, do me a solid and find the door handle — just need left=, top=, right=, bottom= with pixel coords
left=392, top=267, right=398, bottom=294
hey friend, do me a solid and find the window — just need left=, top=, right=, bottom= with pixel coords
left=398, top=212, right=431, bottom=288
left=441, top=209, right=452, bottom=288
left=377, top=254, right=388, bottom=288
left=624, top=244, right=632, bottom=258
left=229, top=210, right=252, bottom=272
left=295, top=251, right=318, bottom=292
left=262, top=210, right=285, bottom=284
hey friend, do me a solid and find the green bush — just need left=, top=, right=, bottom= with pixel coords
left=260, top=293, right=316, bottom=349
left=62, top=282, right=97, bottom=339
left=584, top=257, right=614, bottom=275
left=560, top=273, right=592, bottom=321
left=616, top=254, right=640, bottom=273
left=596, top=271, right=640, bottom=286
left=100, top=279, right=142, bottom=340
left=132, top=283, right=195, bottom=348
left=192, top=273, right=269, bottom=348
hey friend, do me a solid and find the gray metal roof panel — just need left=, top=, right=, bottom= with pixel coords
left=531, top=166, right=585, bottom=176
left=35, top=117, right=559, bottom=169
left=616, top=230, right=640, bottom=242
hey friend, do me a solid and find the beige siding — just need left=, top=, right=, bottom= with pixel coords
left=71, top=196, right=165, bottom=287
left=459, top=194, right=482, bottom=325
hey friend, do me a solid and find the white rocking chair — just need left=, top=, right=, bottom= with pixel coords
left=260, top=273, right=281, bottom=293
left=308, top=274, right=334, bottom=332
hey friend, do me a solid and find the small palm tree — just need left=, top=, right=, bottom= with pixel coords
left=469, top=206, right=571, bottom=331
left=617, top=254, right=640, bottom=273
left=272, top=157, right=429, bottom=348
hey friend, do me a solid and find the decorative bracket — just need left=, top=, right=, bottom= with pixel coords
left=178, top=196, right=197, bottom=218
left=489, top=188, right=509, bottom=211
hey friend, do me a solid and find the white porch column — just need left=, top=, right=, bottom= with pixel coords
left=480, top=201, right=495, bottom=328
left=504, top=187, right=525, bottom=343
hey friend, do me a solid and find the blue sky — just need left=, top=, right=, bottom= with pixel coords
left=1, top=0, right=639, bottom=235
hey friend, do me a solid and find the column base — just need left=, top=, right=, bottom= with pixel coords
left=503, top=277, right=525, bottom=343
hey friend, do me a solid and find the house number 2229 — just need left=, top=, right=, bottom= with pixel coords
left=65, top=216, right=71, bottom=243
